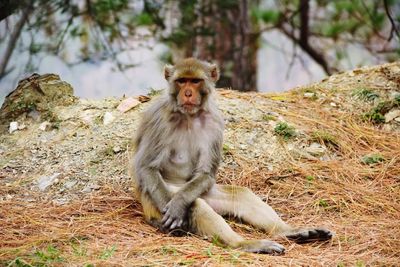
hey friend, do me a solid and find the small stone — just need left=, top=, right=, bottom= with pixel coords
left=389, top=91, right=400, bottom=99
left=266, top=111, right=280, bottom=117
left=304, top=92, right=315, bottom=98
left=39, top=121, right=51, bottom=131
left=80, top=110, right=96, bottom=124
left=305, top=142, right=326, bottom=156
left=103, top=112, right=115, bottom=125
left=82, top=183, right=101, bottom=193
left=330, top=102, right=337, bottom=107
left=395, top=117, right=400, bottom=122
left=90, top=184, right=101, bottom=190
left=113, top=146, right=122, bottom=153
left=28, top=109, right=41, bottom=120
left=37, top=173, right=61, bottom=191
left=384, top=109, right=400, bottom=123
left=64, top=180, right=77, bottom=189
left=382, top=124, right=392, bottom=131
left=53, top=198, right=70, bottom=205
left=9, top=122, right=18, bottom=133
left=117, top=97, right=141, bottom=113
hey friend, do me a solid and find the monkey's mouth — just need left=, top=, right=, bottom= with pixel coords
left=182, top=101, right=199, bottom=108
left=181, top=103, right=199, bottom=113
left=183, top=103, right=197, bottom=108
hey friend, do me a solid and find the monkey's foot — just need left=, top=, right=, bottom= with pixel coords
left=285, top=228, right=333, bottom=244
left=238, top=240, right=285, bottom=255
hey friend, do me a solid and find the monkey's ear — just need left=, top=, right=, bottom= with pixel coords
left=164, top=64, right=174, bottom=81
left=210, top=64, right=220, bottom=83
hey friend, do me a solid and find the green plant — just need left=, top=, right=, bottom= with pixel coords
left=361, top=154, right=385, bottom=165
left=363, top=110, right=385, bottom=124
left=99, top=245, right=116, bottom=260
left=33, top=245, right=64, bottom=265
left=204, top=245, right=213, bottom=257
left=394, top=94, right=400, bottom=104
left=363, top=98, right=400, bottom=124
left=160, top=246, right=178, bottom=255
left=102, top=145, right=115, bottom=157
left=274, top=122, right=296, bottom=140
left=222, top=144, right=233, bottom=156
left=306, top=175, right=315, bottom=183
left=316, top=199, right=329, bottom=208
left=71, top=243, right=87, bottom=257
left=352, top=88, right=379, bottom=101
left=211, top=235, right=224, bottom=247
left=42, top=111, right=62, bottom=129
left=6, top=258, right=31, bottom=267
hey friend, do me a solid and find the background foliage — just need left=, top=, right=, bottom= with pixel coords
left=0, top=0, right=399, bottom=91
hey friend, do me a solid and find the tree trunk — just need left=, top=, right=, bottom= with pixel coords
left=0, top=3, right=31, bottom=79
left=186, top=0, right=258, bottom=91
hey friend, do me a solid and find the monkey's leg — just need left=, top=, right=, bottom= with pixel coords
left=190, top=198, right=285, bottom=254
left=203, top=185, right=332, bottom=243
left=140, top=191, right=163, bottom=228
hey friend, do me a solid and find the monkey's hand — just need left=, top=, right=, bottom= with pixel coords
left=161, top=196, right=189, bottom=230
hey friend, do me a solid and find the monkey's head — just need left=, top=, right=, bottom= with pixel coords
left=164, top=58, right=220, bottom=115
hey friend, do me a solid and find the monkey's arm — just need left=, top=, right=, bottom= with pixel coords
left=133, top=105, right=174, bottom=212
left=136, top=167, right=172, bottom=211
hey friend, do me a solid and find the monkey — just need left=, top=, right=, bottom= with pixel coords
left=130, top=58, right=332, bottom=254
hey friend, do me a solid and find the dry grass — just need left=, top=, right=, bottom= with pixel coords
left=1, top=80, right=400, bottom=266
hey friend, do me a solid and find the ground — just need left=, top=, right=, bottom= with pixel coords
left=0, top=62, right=399, bottom=266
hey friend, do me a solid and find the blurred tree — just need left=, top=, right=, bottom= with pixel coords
left=254, top=0, right=400, bottom=75
left=0, top=0, right=151, bottom=79
left=161, top=0, right=259, bottom=91
left=0, top=0, right=399, bottom=91
left=0, top=1, right=32, bottom=78
left=150, top=0, right=399, bottom=89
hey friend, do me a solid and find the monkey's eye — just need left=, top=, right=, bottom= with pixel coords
left=191, top=79, right=202, bottom=84
left=175, top=78, right=186, bottom=84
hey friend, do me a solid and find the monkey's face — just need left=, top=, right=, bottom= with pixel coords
left=174, top=77, right=206, bottom=114
left=164, top=58, right=220, bottom=115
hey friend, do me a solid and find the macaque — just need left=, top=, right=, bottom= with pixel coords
left=130, top=58, right=332, bottom=254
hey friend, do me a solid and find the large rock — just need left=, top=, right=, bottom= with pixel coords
left=0, top=73, right=76, bottom=128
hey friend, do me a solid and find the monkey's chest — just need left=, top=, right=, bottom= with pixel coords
left=161, top=120, right=213, bottom=183
left=170, top=149, right=191, bottom=165
left=161, top=147, right=195, bottom=183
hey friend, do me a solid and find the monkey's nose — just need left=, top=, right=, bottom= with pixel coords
left=184, top=90, right=192, bottom=97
